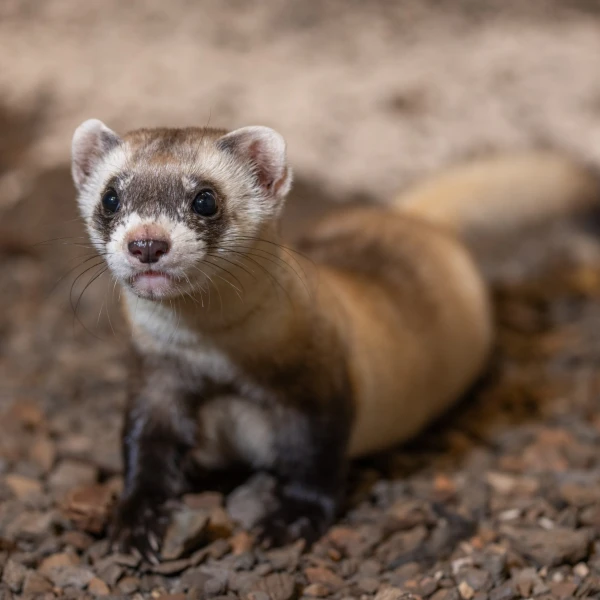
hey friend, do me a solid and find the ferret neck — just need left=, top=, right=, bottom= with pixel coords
left=125, top=228, right=315, bottom=346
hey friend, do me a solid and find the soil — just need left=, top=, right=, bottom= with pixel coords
left=2, top=3, right=600, bottom=599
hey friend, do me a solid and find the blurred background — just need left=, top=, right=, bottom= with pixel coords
left=2, top=0, right=600, bottom=202
left=2, top=2, right=600, bottom=597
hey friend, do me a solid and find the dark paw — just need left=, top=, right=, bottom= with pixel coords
left=257, top=490, right=334, bottom=548
left=110, top=494, right=171, bottom=563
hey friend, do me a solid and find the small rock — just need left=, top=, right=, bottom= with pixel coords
left=251, top=572, right=296, bottom=600
left=3, top=559, right=27, bottom=592
left=111, top=553, right=141, bottom=568
left=574, top=562, right=590, bottom=578
left=357, top=559, right=381, bottom=577
left=4, top=474, right=42, bottom=499
left=117, top=576, right=140, bottom=594
left=255, top=563, right=273, bottom=576
left=374, top=587, right=407, bottom=600
left=10, top=402, right=45, bottom=429
left=22, top=570, right=53, bottom=595
left=513, top=567, right=540, bottom=597
left=230, top=531, right=254, bottom=556
left=207, top=506, right=234, bottom=539
left=550, top=581, right=578, bottom=597
left=162, top=507, right=209, bottom=560
left=266, top=541, right=304, bottom=572
left=179, top=567, right=211, bottom=592
left=204, top=577, right=227, bottom=597
left=463, top=569, right=491, bottom=592
left=229, top=572, right=260, bottom=595
left=233, top=552, right=255, bottom=571
left=458, top=581, right=475, bottom=600
left=247, top=593, right=270, bottom=600
left=86, top=539, right=111, bottom=563
left=95, top=559, right=124, bottom=586
left=61, top=483, right=115, bottom=534
left=488, top=582, right=516, bottom=600
left=226, top=473, right=276, bottom=529
left=30, top=436, right=56, bottom=473
left=39, top=552, right=79, bottom=576
left=358, top=577, right=380, bottom=593
left=46, top=565, right=95, bottom=589
left=560, top=483, right=600, bottom=507
left=87, top=577, right=110, bottom=596
left=304, top=567, right=344, bottom=590
left=150, top=557, right=192, bottom=576
left=184, top=491, right=223, bottom=510
left=501, top=526, right=591, bottom=566
left=48, top=460, right=97, bottom=492
left=497, top=509, right=520, bottom=522
left=326, top=526, right=363, bottom=556
left=62, top=530, right=94, bottom=551
left=387, top=500, right=430, bottom=528
left=304, top=583, right=331, bottom=597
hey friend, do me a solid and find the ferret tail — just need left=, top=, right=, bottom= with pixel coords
left=394, top=151, right=600, bottom=281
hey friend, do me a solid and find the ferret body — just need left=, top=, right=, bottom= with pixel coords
left=71, top=121, right=598, bottom=559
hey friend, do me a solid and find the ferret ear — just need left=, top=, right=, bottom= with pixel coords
left=71, top=119, right=122, bottom=190
left=217, top=126, right=292, bottom=201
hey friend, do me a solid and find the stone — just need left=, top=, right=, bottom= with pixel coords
left=304, top=567, right=344, bottom=590
left=48, top=460, right=97, bottom=492
left=501, top=526, right=591, bottom=566
left=87, top=577, right=110, bottom=596
left=4, top=475, right=42, bottom=499
left=2, top=559, right=27, bottom=593
left=162, top=507, right=209, bottom=560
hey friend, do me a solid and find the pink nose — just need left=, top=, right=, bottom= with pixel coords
left=128, top=239, right=170, bottom=264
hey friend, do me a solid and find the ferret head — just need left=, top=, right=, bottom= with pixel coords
left=71, top=120, right=292, bottom=300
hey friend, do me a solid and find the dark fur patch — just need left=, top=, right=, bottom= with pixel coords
left=90, top=128, right=236, bottom=251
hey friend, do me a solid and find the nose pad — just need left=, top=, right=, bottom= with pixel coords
left=128, top=239, right=170, bottom=264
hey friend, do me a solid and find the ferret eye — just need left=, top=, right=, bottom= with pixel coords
left=101, top=189, right=120, bottom=213
left=192, top=189, right=218, bottom=217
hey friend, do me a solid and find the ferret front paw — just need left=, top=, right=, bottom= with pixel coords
left=257, top=489, right=335, bottom=548
left=110, top=494, right=171, bottom=563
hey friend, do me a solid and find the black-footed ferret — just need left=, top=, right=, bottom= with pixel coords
left=71, top=120, right=599, bottom=560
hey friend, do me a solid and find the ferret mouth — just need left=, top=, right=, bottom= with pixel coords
left=130, top=270, right=175, bottom=297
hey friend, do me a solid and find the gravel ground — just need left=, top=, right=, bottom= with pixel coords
left=2, top=3, right=600, bottom=599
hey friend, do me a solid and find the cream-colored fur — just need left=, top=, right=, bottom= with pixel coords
left=73, top=120, right=599, bottom=461
left=397, top=151, right=598, bottom=237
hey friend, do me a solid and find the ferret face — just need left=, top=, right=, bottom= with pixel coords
left=71, top=121, right=292, bottom=300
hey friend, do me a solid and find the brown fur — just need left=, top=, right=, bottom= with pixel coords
left=71, top=120, right=599, bottom=558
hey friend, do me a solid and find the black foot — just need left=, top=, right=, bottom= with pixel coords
left=257, top=487, right=335, bottom=548
left=110, top=494, right=171, bottom=563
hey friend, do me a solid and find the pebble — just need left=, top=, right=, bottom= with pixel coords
left=374, top=588, right=409, bottom=600
left=574, top=562, right=590, bottom=578
left=29, top=436, right=57, bottom=473
left=161, top=507, right=209, bottom=560
left=4, top=474, right=42, bottom=499
left=225, top=473, right=276, bottom=529
left=48, top=460, right=97, bottom=492
left=357, top=577, right=380, bottom=593
left=61, top=483, right=115, bottom=534
left=250, top=572, right=296, bottom=600
left=22, top=570, right=53, bottom=595
left=304, top=567, right=345, bottom=590
left=500, top=525, right=591, bottom=566
left=3, top=559, right=27, bottom=592
left=458, top=581, right=475, bottom=600
left=304, top=583, right=332, bottom=597
left=46, top=565, right=95, bottom=589
left=87, top=577, right=110, bottom=596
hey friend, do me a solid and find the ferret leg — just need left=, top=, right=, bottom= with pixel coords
left=110, top=366, right=198, bottom=562
left=259, top=408, right=350, bottom=546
